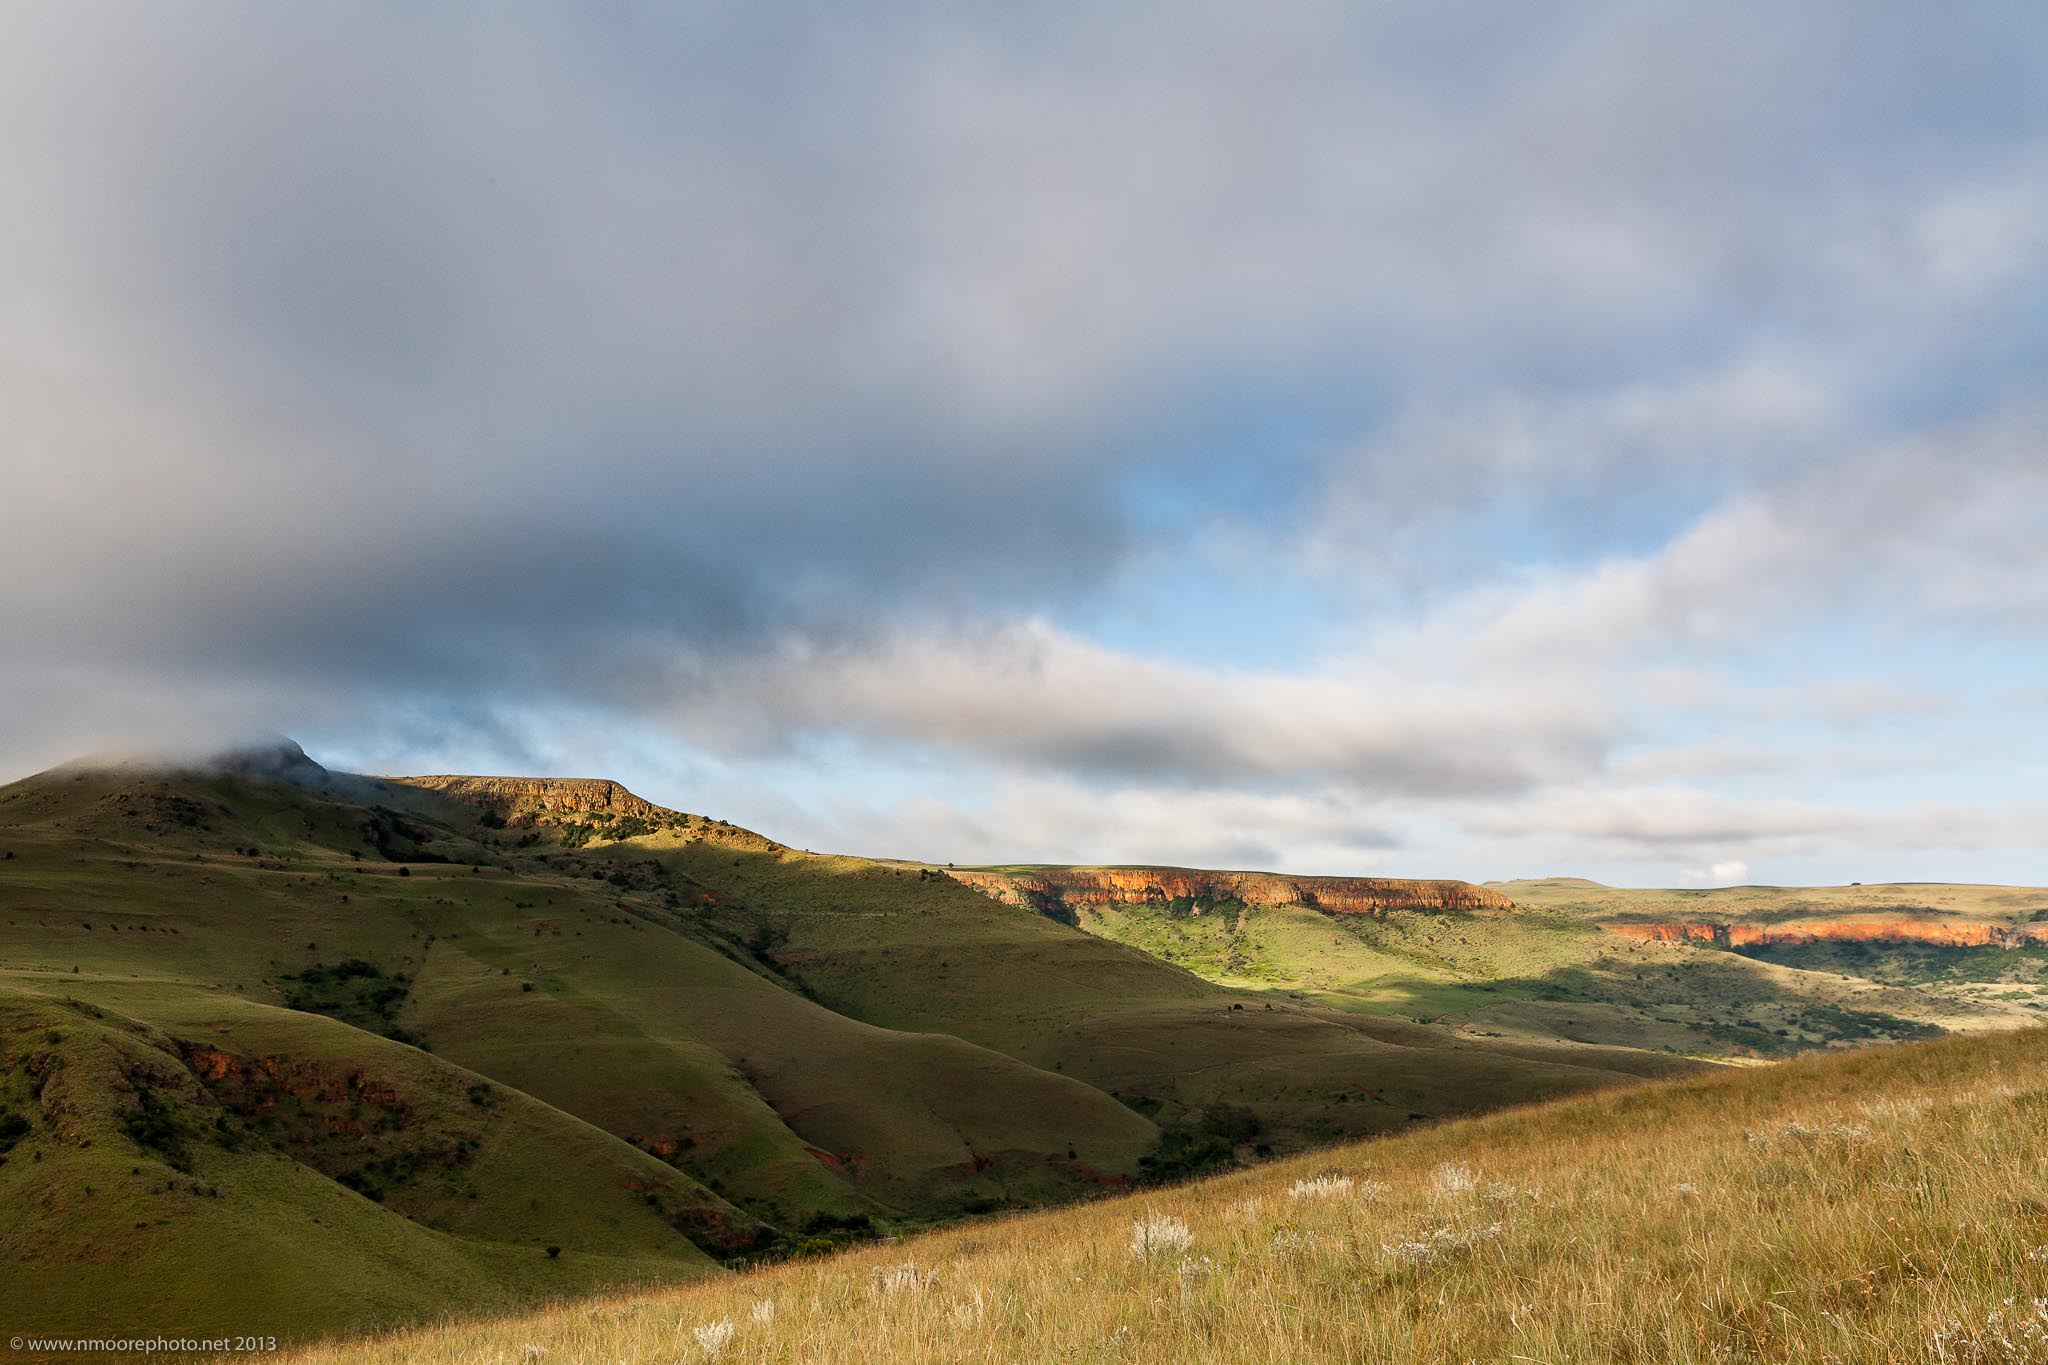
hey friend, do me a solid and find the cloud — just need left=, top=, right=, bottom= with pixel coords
left=0, top=4, right=2043, bottom=881
left=1460, top=783, right=2047, bottom=862
left=1363, top=410, right=2048, bottom=681
left=656, top=410, right=2038, bottom=805
left=800, top=773, right=1406, bottom=872
left=646, top=618, right=1617, bottom=796
left=1677, top=860, right=1750, bottom=888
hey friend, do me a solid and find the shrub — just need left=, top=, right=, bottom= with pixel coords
left=1198, top=1102, right=1262, bottom=1143
left=336, top=1169, right=385, bottom=1202
left=1138, top=1121, right=1235, bottom=1183
left=871, top=1262, right=938, bottom=1294
left=1432, top=1162, right=1479, bottom=1196
left=1128, top=1212, right=1193, bottom=1259
left=1136, top=1103, right=1264, bottom=1183
left=691, top=1320, right=735, bottom=1359
left=280, top=959, right=418, bottom=1043
left=121, top=1088, right=189, bottom=1170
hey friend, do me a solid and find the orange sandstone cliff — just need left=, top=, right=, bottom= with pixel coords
left=397, top=774, right=673, bottom=818
left=1601, top=917, right=2048, bottom=949
left=391, top=775, right=784, bottom=851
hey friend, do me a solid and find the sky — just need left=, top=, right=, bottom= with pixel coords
left=2, top=2, right=2045, bottom=886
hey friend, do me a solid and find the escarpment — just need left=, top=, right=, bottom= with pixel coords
left=391, top=774, right=784, bottom=851
left=396, top=774, right=672, bottom=819
left=948, top=866, right=1514, bottom=920
left=1602, top=918, right=2048, bottom=950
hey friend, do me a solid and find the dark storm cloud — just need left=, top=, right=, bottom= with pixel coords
left=1, top=0, right=2044, bottom=826
left=1, top=2, right=1151, bottom=734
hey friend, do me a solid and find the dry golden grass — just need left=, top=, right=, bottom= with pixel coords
left=283, top=1027, right=2048, bottom=1364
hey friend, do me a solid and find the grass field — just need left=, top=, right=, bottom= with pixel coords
left=1500, top=878, right=2048, bottom=1038
left=279, top=1021, right=2048, bottom=1364
left=0, top=751, right=1687, bottom=1349
left=1496, top=877, right=2048, bottom=922
left=957, top=868, right=2041, bottom=1060
left=10, top=751, right=2039, bottom=1355
left=1, top=988, right=721, bottom=1341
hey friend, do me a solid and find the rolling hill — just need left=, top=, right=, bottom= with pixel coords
left=950, top=866, right=2042, bottom=1059
left=278, top=1021, right=2048, bottom=1365
left=1499, top=877, right=2048, bottom=1016
left=0, top=744, right=1684, bottom=1350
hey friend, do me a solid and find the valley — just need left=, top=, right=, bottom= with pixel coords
left=282, top=1023, right=2048, bottom=1365
left=953, top=866, right=2041, bottom=1061
left=0, top=748, right=1674, bottom=1348
left=2, top=747, right=2041, bottom=1353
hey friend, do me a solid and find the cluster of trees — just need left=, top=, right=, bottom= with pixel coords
left=1137, top=1102, right=1265, bottom=1183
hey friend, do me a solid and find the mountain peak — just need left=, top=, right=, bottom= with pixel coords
left=204, top=736, right=330, bottom=783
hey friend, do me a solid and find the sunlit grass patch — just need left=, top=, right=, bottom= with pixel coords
left=277, top=1025, right=2048, bottom=1365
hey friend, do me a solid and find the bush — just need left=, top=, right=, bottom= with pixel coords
left=337, top=1168, right=385, bottom=1202
left=121, top=1089, right=189, bottom=1170
left=1136, top=1104, right=1264, bottom=1184
left=280, top=959, right=418, bottom=1043
left=801, top=1211, right=878, bottom=1240
left=1198, top=1102, right=1263, bottom=1143
left=1137, top=1122, right=1235, bottom=1184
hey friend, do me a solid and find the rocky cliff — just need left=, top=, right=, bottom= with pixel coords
left=1602, top=917, right=2048, bottom=949
left=948, top=866, right=1514, bottom=920
left=392, top=775, right=784, bottom=852
left=397, top=774, right=674, bottom=819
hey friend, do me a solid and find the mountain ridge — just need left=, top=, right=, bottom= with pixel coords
left=0, top=747, right=1694, bottom=1350
left=949, top=865, right=1514, bottom=921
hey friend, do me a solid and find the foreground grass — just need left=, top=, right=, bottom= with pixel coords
left=284, top=1027, right=2048, bottom=1364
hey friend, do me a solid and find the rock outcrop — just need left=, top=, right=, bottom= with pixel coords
left=393, top=774, right=785, bottom=853
left=179, top=1042, right=411, bottom=1120
left=396, top=774, right=672, bottom=819
left=1602, top=918, right=2048, bottom=949
left=948, top=866, right=1514, bottom=920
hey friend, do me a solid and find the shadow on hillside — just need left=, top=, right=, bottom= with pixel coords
left=1334, top=957, right=1946, bottom=1058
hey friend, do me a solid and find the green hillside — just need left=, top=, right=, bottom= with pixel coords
left=1498, top=877, right=2048, bottom=1028
left=0, top=747, right=1683, bottom=1349
left=954, top=868, right=2040, bottom=1060
left=1, top=989, right=722, bottom=1340
left=286, top=1022, right=2048, bottom=1365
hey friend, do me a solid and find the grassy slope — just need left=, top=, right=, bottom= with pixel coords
left=0, top=987, right=718, bottom=1343
left=983, top=871, right=2037, bottom=1060
left=0, top=765, right=1155, bottom=1347
left=1, top=759, right=1682, bottom=1350
left=285, top=1022, right=2048, bottom=1365
left=640, top=846, right=1696, bottom=1148
left=1496, top=877, right=2048, bottom=920
left=1500, top=878, right=2048, bottom=1031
